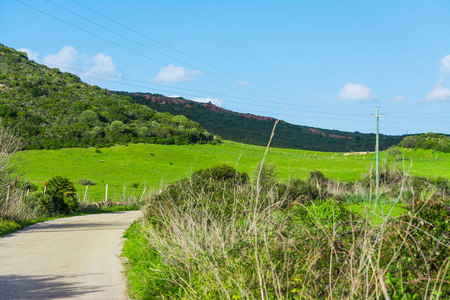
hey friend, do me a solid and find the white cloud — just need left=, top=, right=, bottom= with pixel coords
left=425, top=87, right=450, bottom=102
left=389, top=95, right=407, bottom=103
left=19, top=46, right=121, bottom=82
left=83, top=53, right=121, bottom=79
left=425, top=76, right=450, bottom=102
left=168, top=94, right=182, bottom=98
left=18, top=48, right=39, bottom=61
left=155, top=65, right=201, bottom=84
left=338, top=83, right=375, bottom=101
left=194, top=97, right=224, bottom=106
left=439, top=55, right=450, bottom=75
left=43, top=46, right=79, bottom=68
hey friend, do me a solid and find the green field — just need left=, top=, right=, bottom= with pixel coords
left=16, top=141, right=450, bottom=201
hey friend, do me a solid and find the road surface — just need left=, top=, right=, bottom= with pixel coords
left=0, top=211, right=142, bottom=299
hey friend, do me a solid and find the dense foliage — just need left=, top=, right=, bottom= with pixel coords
left=123, top=165, right=449, bottom=299
left=24, top=176, right=79, bottom=216
left=0, top=44, right=213, bottom=149
left=118, top=91, right=405, bottom=152
left=398, top=132, right=450, bottom=153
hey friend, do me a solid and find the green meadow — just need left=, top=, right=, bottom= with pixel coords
left=16, top=141, right=450, bottom=201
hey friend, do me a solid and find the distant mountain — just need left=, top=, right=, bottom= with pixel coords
left=0, top=44, right=213, bottom=149
left=116, top=91, right=405, bottom=152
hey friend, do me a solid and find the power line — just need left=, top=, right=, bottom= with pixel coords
left=40, top=0, right=298, bottom=107
left=68, top=0, right=341, bottom=107
left=14, top=0, right=449, bottom=130
left=36, top=60, right=448, bottom=124
left=19, top=0, right=371, bottom=115
left=38, top=61, right=374, bottom=118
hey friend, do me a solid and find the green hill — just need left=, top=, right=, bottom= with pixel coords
left=0, top=44, right=213, bottom=150
left=398, top=132, right=450, bottom=152
left=116, top=91, right=405, bottom=152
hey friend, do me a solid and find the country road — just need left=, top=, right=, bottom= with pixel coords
left=0, top=211, right=143, bottom=300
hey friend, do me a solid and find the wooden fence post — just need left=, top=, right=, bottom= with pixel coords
left=84, top=185, right=89, bottom=203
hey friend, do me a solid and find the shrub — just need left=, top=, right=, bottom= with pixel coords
left=45, top=176, right=79, bottom=214
left=382, top=200, right=450, bottom=298
left=78, top=110, right=99, bottom=126
left=254, top=163, right=277, bottom=191
left=78, top=178, right=95, bottom=186
left=24, top=192, right=57, bottom=216
left=277, top=178, right=320, bottom=205
left=110, top=120, right=124, bottom=132
left=193, top=164, right=249, bottom=184
left=17, top=180, right=38, bottom=192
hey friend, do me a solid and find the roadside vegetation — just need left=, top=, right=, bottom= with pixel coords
left=0, top=125, right=139, bottom=237
left=123, top=164, right=449, bottom=299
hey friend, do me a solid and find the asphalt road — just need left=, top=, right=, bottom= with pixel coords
left=0, top=211, right=143, bottom=300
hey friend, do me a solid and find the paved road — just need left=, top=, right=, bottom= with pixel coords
left=0, top=211, right=142, bottom=299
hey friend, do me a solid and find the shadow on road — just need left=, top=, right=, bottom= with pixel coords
left=0, top=274, right=103, bottom=299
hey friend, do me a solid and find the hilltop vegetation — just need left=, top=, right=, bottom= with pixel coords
left=117, top=91, right=405, bottom=152
left=0, top=44, right=213, bottom=150
left=398, top=132, right=450, bottom=153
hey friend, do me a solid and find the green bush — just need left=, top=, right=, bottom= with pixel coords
left=0, top=217, right=21, bottom=236
left=78, top=178, right=95, bottom=186
left=383, top=200, right=450, bottom=298
left=24, top=192, right=57, bottom=216
left=278, top=178, right=320, bottom=205
left=193, top=164, right=249, bottom=184
left=45, top=176, right=79, bottom=214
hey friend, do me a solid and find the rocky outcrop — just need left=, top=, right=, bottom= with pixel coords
left=309, top=128, right=352, bottom=140
left=132, top=92, right=284, bottom=123
left=308, top=128, right=326, bottom=136
left=329, top=134, right=352, bottom=140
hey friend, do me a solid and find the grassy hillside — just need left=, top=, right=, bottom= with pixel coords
left=0, top=44, right=213, bottom=149
left=17, top=141, right=450, bottom=201
left=117, top=91, right=405, bottom=152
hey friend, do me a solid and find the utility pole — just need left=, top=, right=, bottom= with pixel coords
left=371, top=107, right=385, bottom=194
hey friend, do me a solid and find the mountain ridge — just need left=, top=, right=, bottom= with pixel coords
left=116, top=91, right=405, bottom=152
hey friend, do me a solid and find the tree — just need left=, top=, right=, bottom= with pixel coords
left=0, top=125, right=24, bottom=191
left=138, top=126, right=149, bottom=137
left=110, top=120, right=124, bottom=132
left=78, top=110, right=99, bottom=126
left=0, top=125, right=24, bottom=218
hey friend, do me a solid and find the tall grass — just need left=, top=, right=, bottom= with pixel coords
left=123, top=165, right=449, bottom=299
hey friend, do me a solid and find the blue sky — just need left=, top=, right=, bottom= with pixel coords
left=1, top=0, right=449, bottom=135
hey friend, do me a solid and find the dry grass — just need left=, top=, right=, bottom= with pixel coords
left=125, top=168, right=449, bottom=299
